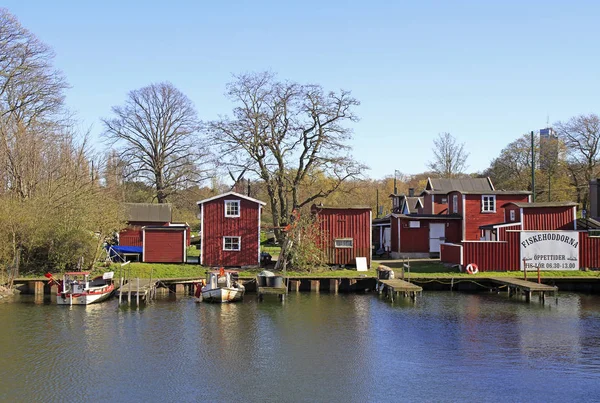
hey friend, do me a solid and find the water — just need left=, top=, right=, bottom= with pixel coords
left=1, top=292, right=600, bottom=402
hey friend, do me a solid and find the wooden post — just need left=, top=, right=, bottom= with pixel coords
left=149, top=266, right=153, bottom=301
left=329, top=279, right=339, bottom=294
left=523, top=259, right=527, bottom=281
left=175, top=284, right=185, bottom=294
left=310, top=280, right=320, bottom=293
left=119, top=277, right=123, bottom=304
left=136, top=278, right=140, bottom=306
left=537, top=265, right=541, bottom=284
left=289, top=280, right=300, bottom=292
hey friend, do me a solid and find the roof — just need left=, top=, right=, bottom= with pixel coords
left=577, top=217, right=600, bottom=230
left=457, top=190, right=532, bottom=195
left=312, top=205, right=372, bottom=210
left=373, top=214, right=391, bottom=225
left=427, top=177, right=494, bottom=192
left=391, top=213, right=462, bottom=220
left=479, top=222, right=522, bottom=230
left=508, top=202, right=578, bottom=208
left=405, top=196, right=424, bottom=213
left=196, top=191, right=266, bottom=206
left=125, top=203, right=172, bottom=223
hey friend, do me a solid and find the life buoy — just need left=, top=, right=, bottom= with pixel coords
left=466, top=263, right=478, bottom=274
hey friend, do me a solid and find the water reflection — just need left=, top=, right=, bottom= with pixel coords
left=2, top=292, right=600, bottom=402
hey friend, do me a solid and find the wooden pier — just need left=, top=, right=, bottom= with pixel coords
left=117, top=278, right=158, bottom=305
left=489, top=277, right=558, bottom=302
left=257, top=286, right=287, bottom=301
left=378, top=279, right=423, bottom=301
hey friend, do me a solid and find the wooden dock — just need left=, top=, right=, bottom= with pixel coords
left=257, top=286, right=287, bottom=301
left=117, top=279, right=158, bottom=305
left=378, top=279, right=423, bottom=301
left=489, top=277, right=558, bottom=302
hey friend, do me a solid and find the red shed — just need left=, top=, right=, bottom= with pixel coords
left=390, top=214, right=462, bottom=256
left=120, top=203, right=172, bottom=247
left=197, top=192, right=265, bottom=268
left=142, top=225, right=188, bottom=263
left=312, top=205, right=372, bottom=267
left=506, top=202, right=577, bottom=231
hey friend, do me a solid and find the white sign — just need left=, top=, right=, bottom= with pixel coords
left=520, top=231, right=579, bottom=271
left=355, top=257, right=368, bottom=271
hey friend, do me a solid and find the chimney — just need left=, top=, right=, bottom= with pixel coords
left=408, top=188, right=415, bottom=197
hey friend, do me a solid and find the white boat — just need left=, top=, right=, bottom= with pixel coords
left=199, top=269, right=245, bottom=303
left=46, top=271, right=115, bottom=305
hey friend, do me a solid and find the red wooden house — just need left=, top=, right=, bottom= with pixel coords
left=197, top=192, right=266, bottom=268
left=441, top=201, right=600, bottom=271
left=120, top=203, right=172, bottom=247
left=387, top=177, right=531, bottom=257
left=312, top=205, right=372, bottom=268
left=143, top=224, right=189, bottom=263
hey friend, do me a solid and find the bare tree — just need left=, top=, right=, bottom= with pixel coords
left=427, top=132, right=469, bottom=178
left=555, top=114, right=600, bottom=209
left=102, top=82, right=211, bottom=203
left=207, top=72, right=366, bottom=242
left=0, top=8, right=68, bottom=199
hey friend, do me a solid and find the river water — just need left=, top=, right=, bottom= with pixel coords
left=1, top=291, right=600, bottom=402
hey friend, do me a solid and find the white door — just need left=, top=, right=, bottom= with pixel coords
left=429, top=223, right=446, bottom=253
left=383, top=227, right=391, bottom=251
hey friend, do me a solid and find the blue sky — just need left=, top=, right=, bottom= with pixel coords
left=4, top=1, right=600, bottom=179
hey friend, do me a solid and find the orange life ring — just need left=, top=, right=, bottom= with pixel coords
left=466, top=263, right=479, bottom=274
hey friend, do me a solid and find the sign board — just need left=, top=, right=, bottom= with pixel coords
left=520, top=231, right=579, bottom=271
left=355, top=257, right=368, bottom=271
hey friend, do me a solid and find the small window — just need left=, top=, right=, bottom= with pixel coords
left=452, top=195, right=458, bottom=213
left=481, top=195, right=496, bottom=212
left=225, top=200, right=240, bottom=217
left=409, top=221, right=420, bottom=228
left=223, top=236, right=241, bottom=251
left=334, top=238, right=353, bottom=248
left=441, top=197, right=447, bottom=204
left=589, top=230, right=600, bottom=238
left=509, top=210, right=516, bottom=221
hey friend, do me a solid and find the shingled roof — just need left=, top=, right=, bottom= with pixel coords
left=124, top=203, right=172, bottom=223
left=426, top=177, right=495, bottom=193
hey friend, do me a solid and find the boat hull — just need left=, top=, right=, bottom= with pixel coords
left=201, top=287, right=244, bottom=303
left=56, top=285, right=115, bottom=305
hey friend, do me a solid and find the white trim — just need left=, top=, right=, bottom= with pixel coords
left=487, top=176, right=496, bottom=191
left=197, top=191, right=266, bottom=206
left=481, top=195, right=496, bottom=213
left=223, top=236, right=241, bottom=251
left=573, top=206, right=577, bottom=230
left=431, top=195, right=434, bottom=214
left=224, top=200, right=241, bottom=217
left=258, top=205, right=262, bottom=264
left=142, top=229, right=146, bottom=262
left=509, top=209, right=516, bottom=222
left=487, top=222, right=522, bottom=229
left=183, top=227, right=187, bottom=263
left=369, top=210, right=373, bottom=266
left=334, top=238, right=354, bottom=248
left=200, top=204, right=204, bottom=266
left=452, top=194, right=458, bottom=214
left=528, top=194, right=532, bottom=203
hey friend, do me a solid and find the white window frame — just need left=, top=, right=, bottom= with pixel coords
left=334, top=238, right=353, bottom=248
left=509, top=210, right=516, bottom=221
left=589, top=230, right=600, bottom=238
left=223, top=236, right=241, bottom=251
left=224, top=200, right=240, bottom=217
left=481, top=195, right=496, bottom=213
left=452, top=195, right=458, bottom=213
left=409, top=221, right=421, bottom=228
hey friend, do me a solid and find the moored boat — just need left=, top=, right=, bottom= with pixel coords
left=46, top=271, right=115, bottom=305
left=198, top=269, right=245, bottom=303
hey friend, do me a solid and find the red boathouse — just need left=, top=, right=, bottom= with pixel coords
left=312, top=205, right=372, bottom=268
left=197, top=192, right=266, bottom=268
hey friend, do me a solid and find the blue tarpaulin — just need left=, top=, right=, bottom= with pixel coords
left=106, top=245, right=143, bottom=262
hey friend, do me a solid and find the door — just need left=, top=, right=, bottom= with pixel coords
left=383, top=227, right=391, bottom=251
left=429, top=223, right=446, bottom=253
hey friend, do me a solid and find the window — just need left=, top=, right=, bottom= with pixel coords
left=589, top=230, right=600, bottom=238
left=509, top=210, right=516, bottom=221
left=452, top=195, right=458, bottom=213
left=409, top=221, right=420, bottom=228
left=223, top=236, right=241, bottom=251
left=481, top=195, right=496, bottom=212
left=224, top=200, right=240, bottom=217
left=334, top=238, right=353, bottom=248
left=441, top=197, right=447, bottom=204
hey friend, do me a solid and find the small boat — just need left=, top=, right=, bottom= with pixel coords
left=198, top=268, right=245, bottom=303
left=45, top=271, right=115, bottom=305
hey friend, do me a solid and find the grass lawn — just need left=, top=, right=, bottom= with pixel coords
left=378, top=260, right=600, bottom=278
